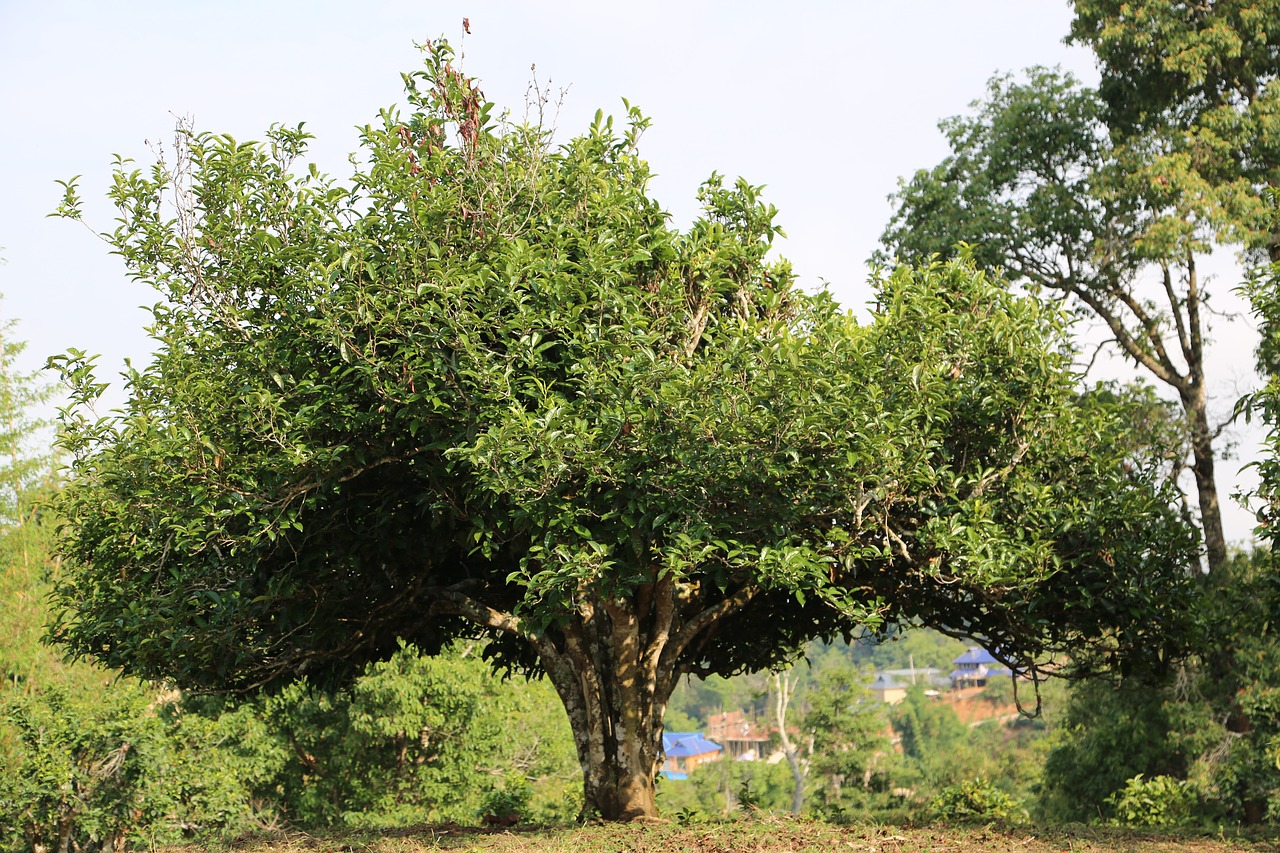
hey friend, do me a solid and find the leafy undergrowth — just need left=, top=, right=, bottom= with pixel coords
left=158, top=817, right=1280, bottom=853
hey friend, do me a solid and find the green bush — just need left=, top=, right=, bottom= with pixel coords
left=1107, top=773, right=1196, bottom=827
left=0, top=684, right=256, bottom=852
left=929, top=778, right=1024, bottom=824
left=207, top=641, right=580, bottom=829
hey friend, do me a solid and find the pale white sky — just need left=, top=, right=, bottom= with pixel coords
left=0, top=0, right=1264, bottom=545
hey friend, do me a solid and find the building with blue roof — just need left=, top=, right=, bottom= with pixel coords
left=949, top=646, right=1011, bottom=688
left=660, top=732, right=723, bottom=780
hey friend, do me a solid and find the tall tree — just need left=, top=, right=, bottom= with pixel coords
left=0, top=298, right=62, bottom=692
left=49, top=41, right=1199, bottom=820
left=1065, top=3, right=1280, bottom=570
left=879, top=68, right=1233, bottom=576
left=0, top=299, right=54, bottom=523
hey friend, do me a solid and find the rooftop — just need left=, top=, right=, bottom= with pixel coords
left=953, top=647, right=1001, bottom=666
left=662, top=732, right=723, bottom=758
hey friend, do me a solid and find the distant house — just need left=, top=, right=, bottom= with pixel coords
left=868, top=672, right=909, bottom=705
left=949, top=647, right=1010, bottom=688
left=660, top=732, right=723, bottom=780
left=706, top=710, right=772, bottom=760
left=869, top=667, right=946, bottom=704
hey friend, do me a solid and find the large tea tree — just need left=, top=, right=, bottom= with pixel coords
left=50, top=43, right=1198, bottom=820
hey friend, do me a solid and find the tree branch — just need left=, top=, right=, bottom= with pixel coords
left=427, top=586, right=529, bottom=638
left=1108, top=284, right=1180, bottom=377
left=1159, top=260, right=1193, bottom=367
left=658, top=583, right=758, bottom=695
left=639, top=572, right=676, bottom=707
left=1070, top=285, right=1185, bottom=390
left=1184, top=251, right=1205, bottom=387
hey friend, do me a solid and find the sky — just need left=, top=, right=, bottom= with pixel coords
left=0, top=0, right=1265, bottom=545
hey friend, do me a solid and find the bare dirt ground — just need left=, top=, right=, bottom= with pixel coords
left=167, top=818, right=1280, bottom=853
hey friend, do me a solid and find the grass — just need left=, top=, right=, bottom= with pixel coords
left=158, top=816, right=1280, bottom=853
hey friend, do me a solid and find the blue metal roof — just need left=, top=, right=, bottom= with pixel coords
left=953, top=647, right=1000, bottom=666
left=662, top=732, right=723, bottom=758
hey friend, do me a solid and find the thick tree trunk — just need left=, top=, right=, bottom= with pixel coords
left=536, top=593, right=673, bottom=821
left=579, top=740, right=661, bottom=821
left=433, top=575, right=758, bottom=822
left=566, top=660, right=664, bottom=822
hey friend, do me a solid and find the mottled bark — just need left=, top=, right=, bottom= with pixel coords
left=430, top=576, right=757, bottom=820
left=1188, top=393, right=1227, bottom=579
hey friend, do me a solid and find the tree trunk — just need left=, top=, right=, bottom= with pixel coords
left=1188, top=401, right=1227, bottom=578
left=772, top=672, right=807, bottom=816
left=433, top=576, right=759, bottom=822
left=537, top=595, right=672, bottom=821
left=54, top=815, right=73, bottom=853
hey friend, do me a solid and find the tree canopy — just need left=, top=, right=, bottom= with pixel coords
left=1070, top=0, right=1280, bottom=264
left=50, top=41, right=1200, bottom=820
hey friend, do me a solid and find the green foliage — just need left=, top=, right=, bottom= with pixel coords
left=1107, top=774, right=1196, bottom=828
left=189, top=641, right=579, bottom=829
left=893, top=688, right=968, bottom=774
left=0, top=641, right=584, bottom=847
left=1069, top=1, right=1280, bottom=259
left=1041, top=678, right=1184, bottom=822
left=0, top=290, right=582, bottom=841
left=1248, top=248, right=1280, bottom=537
left=51, top=37, right=1199, bottom=686
left=0, top=301, right=65, bottom=697
left=656, top=757, right=796, bottom=819
left=886, top=7, right=1280, bottom=825
left=0, top=307, right=54, bottom=526
left=879, top=68, right=1123, bottom=285
left=662, top=705, right=701, bottom=734
left=1041, top=552, right=1280, bottom=825
left=929, top=778, right=1024, bottom=824
left=804, top=666, right=894, bottom=820
left=497, top=678, right=583, bottom=824
left=878, top=61, right=1236, bottom=576
left=0, top=684, right=257, bottom=852
left=0, top=485, right=79, bottom=696
left=0, top=305, right=264, bottom=852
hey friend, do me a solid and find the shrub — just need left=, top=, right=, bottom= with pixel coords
left=929, top=778, right=1023, bottom=823
left=0, top=684, right=256, bottom=852
left=1107, top=773, right=1196, bottom=827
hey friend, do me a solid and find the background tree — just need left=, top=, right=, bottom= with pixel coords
left=769, top=670, right=809, bottom=816
left=0, top=307, right=53, bottom=522
left=803, top=666, right=892, bottom=821
left=881, top=6, right=1280, bottom=823
left=879, top=68, right=1232, bottom=575
left=50, top=41, right=1201, bottom=821
left=0, top=315, right=61, bottom=694
left=891, top=686, right=970, bottom=790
